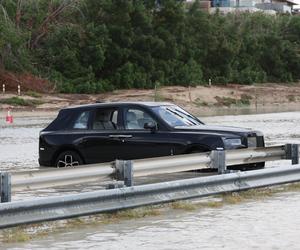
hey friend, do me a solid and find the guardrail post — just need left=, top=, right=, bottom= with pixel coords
left=210, top=148, right=226, bottom=174
left=285, top=144, right=299, bottom=165
left=0, top=172, right=11, bottom=203
left=124, top=161, right=133, bottom=187
left=114, top=160, right=134, bottom=187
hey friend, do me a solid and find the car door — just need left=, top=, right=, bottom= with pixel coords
left=116, top=107, right=175, bottom=160
left=76, top=107, right=124, bottom=164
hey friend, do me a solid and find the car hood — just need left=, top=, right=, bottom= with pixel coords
left=174, top=125, right=258, bottom=137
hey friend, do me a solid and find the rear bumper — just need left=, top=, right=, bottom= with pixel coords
left=38, top=158, right=52, bottom=167
left=39, top=145, right=56, bottom=167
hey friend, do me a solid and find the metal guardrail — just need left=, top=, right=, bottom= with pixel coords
left=7, top=145, right=295, bottom=194
left=11, top=163, right=114, bottom=191
left=1, top=164, right=300, bottom=229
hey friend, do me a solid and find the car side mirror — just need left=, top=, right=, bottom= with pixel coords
left=144, top=122, right=157, bottom=132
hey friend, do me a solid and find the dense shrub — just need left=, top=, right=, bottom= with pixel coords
left=0, top=0, right=299, bottom=93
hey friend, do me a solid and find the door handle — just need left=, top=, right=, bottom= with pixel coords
left=109, top=135, right=133, bottom=139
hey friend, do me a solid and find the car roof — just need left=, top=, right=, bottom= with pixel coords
left=62, top=101, right=174, bottom=111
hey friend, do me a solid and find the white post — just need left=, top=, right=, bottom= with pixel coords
left=2, top=84, right=5, bottom=94
left=17, top=85, right=21, bottom=96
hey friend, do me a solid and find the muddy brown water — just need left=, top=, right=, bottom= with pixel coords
left=1, top=109, right=300, bottom=249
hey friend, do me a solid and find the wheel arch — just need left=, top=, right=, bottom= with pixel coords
left=52, top=146, right=85, bottom=166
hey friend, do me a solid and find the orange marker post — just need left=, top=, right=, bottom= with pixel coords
left=5, top=108, right=13, bottom=124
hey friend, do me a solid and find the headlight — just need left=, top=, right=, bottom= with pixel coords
left=223, top=138, right=242, bottom=149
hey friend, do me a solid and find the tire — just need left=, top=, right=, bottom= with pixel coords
left=55, top=150, right=83, bottom=168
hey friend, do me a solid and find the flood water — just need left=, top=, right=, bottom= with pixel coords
left=1, top=109, right=300, bottom=249
left=5, top=191, right=300, bottom=250
left=0, top=116, right=51, bottom=171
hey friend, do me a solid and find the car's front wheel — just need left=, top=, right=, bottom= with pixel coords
left=55, top=150, right=83, bottom=168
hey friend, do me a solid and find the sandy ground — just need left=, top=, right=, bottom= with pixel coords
left=0, top=83, right=300, bottom=117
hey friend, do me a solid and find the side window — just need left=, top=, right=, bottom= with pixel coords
left=73, top=111, right=90, bottom=129
left=112, top=110, right=118, bottom=124
left=92, top=109, right=118, bottom=130
left=125, top=109, right=156, bottom=130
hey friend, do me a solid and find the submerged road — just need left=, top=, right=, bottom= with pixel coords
left=1, top=110, right=300, bottom=249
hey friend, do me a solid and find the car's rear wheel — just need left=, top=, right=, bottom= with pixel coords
left=55, top=150, right=83, bottom=168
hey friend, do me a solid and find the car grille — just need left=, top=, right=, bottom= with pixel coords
left=247, top=137, right=257, bottom=147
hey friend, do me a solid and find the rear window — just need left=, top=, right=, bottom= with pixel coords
left=73, top=111, right=90, bottom=129
left=92, top=109, right=118, bottom=130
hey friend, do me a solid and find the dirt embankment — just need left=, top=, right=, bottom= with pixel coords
left=0, top=82, right=300, bottom=117
left=0, top=70, right=53, bottom=93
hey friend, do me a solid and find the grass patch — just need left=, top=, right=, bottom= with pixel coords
left=0, top=206, right=162, bottom=244
left=215, top=96, right=237, bottom=107
left=170, top=183, right=300, bottom=212
left=222, top=193, right=245, bottom=204
left=0, top=97, right=44, bottom=106
left=0, top=97, right=28, bottom=106
left=26, top=91, right=42, bottom=98
left=239, top=94, right=252, bottom=105
left=194, top=98, right=209, bottom=107
left=2, top=228, right=31, bottom=243
left=215, top=95, right=251, bottom=107
left=170, top=201, right=197, bottom=211
left=106, top=207, right=161, bottom=220
left=200, top=200, right=223, bottom=208
left=280, top=182, right=300, bottom=192
left=287, top=95, right=296, bottom=102
left=169, top=190, right=273, bottom=212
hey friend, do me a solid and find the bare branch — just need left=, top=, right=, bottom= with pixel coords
left=30, top=0, right=79, bottom=49
left=15, top=0, right=23, bottom=28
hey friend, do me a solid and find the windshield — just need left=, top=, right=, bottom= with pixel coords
left=151, top=105, right=203, bottom=127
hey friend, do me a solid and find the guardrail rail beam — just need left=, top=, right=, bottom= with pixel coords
left=7, top=144, right=299, bottom=193
left=1, top=164, right=300, bottom=228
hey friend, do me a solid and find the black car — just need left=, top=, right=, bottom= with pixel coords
left=39, top=102, right=265, bottom=168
